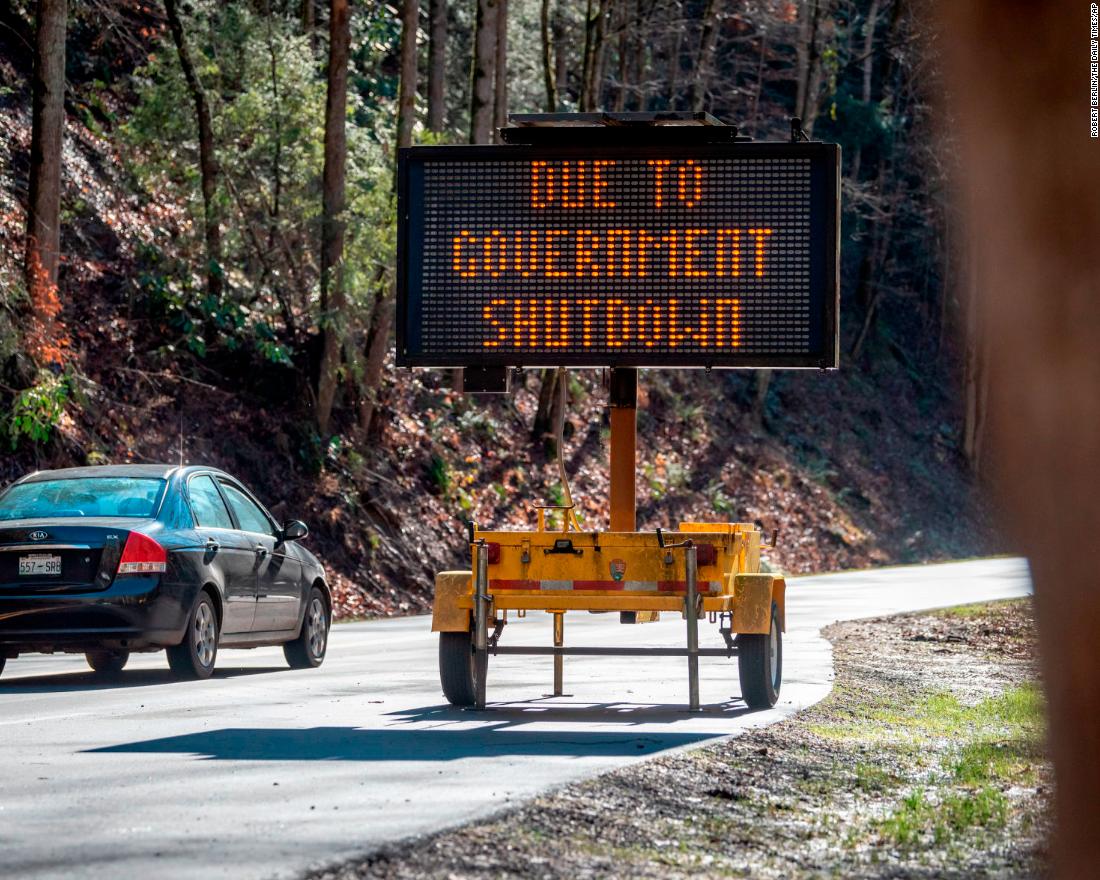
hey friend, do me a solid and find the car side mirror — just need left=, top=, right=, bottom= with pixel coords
left=282, top=520, right=309, bottom=541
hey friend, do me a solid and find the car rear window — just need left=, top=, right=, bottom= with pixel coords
left=0, top=477, right=165, bottom=521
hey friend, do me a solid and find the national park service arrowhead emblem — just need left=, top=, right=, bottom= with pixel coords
left=610, top=558, right=627, bottom=582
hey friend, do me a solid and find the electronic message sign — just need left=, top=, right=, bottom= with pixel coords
left=396, top=142, right=840, bottom=369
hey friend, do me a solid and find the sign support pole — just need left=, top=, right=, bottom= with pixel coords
left=609, top=368, right=638, bottom=532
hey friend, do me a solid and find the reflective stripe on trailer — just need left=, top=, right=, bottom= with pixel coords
left=490, top=579, right=723, bottom=593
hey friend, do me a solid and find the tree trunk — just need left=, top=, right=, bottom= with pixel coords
left=300, top=0, right=313, bottom=30
left=939, top=4, right=1100, bottom=878
left=748, top=23, right=767, bottom=134
left=24, top=0, right=67, bottom=368
left=316, top=0, right=350, bottom=435
left=666, top=20, right=683, bottom=110
left=589, top=0, right=611, bottom=110
left=628, top=0, right=648, bottom=111
left=396, top=0, right=418, bottom=151
left=848, top=0, right=880, bottom=182
left=961, top=241, right=986, bottom=474
left=165, top=0, right=222, bottom=301
left=751, top=370, right=771, bottom=426
left=357, top=0, right=419, bottom=435
left=539, top=0, right=557, bottom=111
left=552, top=6, right=567, bottom=102
left=531, top=368, right=559, bottom=453
left=794, top=0, right=823, bottom=133
left=688, top=0, right=718, bottom=112
left=468, top=0, right=497, bottom=145
left=580, top=0, right=595, bottom=110
left=612, top=0, right=628, bottom=112
left=427, top=0, right=446, bottom=130
left=492, top=0, right=508, bottom=140
left=580, top=0, right=610, bottom=111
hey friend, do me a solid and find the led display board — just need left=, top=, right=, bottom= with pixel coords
left=396, top=142, right=840, bottom=369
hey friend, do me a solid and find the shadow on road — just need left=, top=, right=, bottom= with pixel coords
left=86, top=722, right=720, bottom=761
left=0, top=666, right=287, bottom=693
left=387, top=699, right=754, bottom=727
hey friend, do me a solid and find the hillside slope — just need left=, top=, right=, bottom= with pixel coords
left=0, top=15, right=1001, bottom=619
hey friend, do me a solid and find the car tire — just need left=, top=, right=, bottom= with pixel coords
left=737, top=601, right=782, bottom=709
left=439, top=630, right=485, bottom=707
left=167, top=592, right=219, bottom=680
left=284, top=587, right=330, bottom=669
left=86, top=650, right=129, bottom=674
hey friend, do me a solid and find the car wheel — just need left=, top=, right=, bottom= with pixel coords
left=737, top=601, right=782, bottom=709
left=86, top=650, right=129, bottom=674
left=167, top=592, right=219, bottom=680
left=284, top=587, right=329, bottom=669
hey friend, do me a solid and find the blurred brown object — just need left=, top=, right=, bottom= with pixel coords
left=938, top=3, right=1100, bottom=876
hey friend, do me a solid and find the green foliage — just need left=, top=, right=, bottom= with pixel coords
left=6, top=372, right=73, bottom=448
left=428, top=454, right=452, bottom=497
left=808, top=678, right=1043, bottom=848
left=704, top=481, right=736, bottom=516
left=818, top=87, right=894, bottom=153
left=123, top=2, right=394, bottom=373
left=878, top=786, right=1008, bottom=847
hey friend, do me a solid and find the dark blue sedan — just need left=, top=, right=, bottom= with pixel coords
left=0, top=465, right=331, bottom=679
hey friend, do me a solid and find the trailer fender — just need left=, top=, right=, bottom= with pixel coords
left=732, top=573, right=786, bottom=634
left=432, top=570, right=472, bottom=633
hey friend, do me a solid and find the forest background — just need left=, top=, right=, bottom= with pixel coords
left=0, top=0, right=999, bottom=617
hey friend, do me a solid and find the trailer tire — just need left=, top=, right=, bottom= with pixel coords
left=738, top=601, right=782, bottom=709
left=439, top=631, right=483, bottom=706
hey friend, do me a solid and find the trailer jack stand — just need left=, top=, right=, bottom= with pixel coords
left=684, top=544, right=701, bottom=711
left=551, top=611, right=567, bottom=697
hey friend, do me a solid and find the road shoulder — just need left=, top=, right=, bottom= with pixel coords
left=309, top=599, right=1048, bottom=879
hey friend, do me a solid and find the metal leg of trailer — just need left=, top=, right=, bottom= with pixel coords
left=552, top=611, right=565, bottom=696
left=474, top=541, right=489, bottom=709
left=685, top=544, right=700, bottom=711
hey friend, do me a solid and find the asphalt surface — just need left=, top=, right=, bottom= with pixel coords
left=0, top=556, right=1031, bottom=879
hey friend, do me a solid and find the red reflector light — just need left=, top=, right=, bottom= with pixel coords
left=696, top=543, right=718, bottom=566
left=486, top=542, right=501, bottom=564
left=117, top=531, right=168, bottom=575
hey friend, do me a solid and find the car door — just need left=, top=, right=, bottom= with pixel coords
left=186, top=474, right=257, bottom=634
left=218, top=480, right=302, bottom=633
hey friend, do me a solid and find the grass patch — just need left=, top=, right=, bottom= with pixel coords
left=879, top=786, right=1008, bottom=847
left=810, top=684, right=1043, bottom=748
left=937, top=597, right=1030, bottom=619
left=854, top=761, right=898, bottom=793
left=807, top=682, right=1044, bottom=850
left=950, top=685, right=1045, bottom=785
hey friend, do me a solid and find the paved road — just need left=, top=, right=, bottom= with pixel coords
left=0, top=557, right=1030, bottom=879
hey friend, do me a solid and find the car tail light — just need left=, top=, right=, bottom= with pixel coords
left=117, top=531, right=168, bottom=575
left=485, top=542, right=501, bottom=564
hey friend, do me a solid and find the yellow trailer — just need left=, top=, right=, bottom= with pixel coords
left=429, top=366, right=785, bottom=711
left=431, top=519, right=785, bottom=711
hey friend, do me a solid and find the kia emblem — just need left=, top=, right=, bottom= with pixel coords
left=29, top=530, right=49, bottom=541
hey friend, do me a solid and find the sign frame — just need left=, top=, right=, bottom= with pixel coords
left=396, top=141, right=840, bottom=370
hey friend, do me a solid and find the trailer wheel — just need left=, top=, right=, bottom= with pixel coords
left=738, top=601, right=782, bottom=709
left=439, top=631, right=485, bottom=706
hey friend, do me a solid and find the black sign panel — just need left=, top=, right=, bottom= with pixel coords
left=397, top=142, right=839, bottom=368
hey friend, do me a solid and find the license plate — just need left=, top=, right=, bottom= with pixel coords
left=19, top=554, right=62, bottom=577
